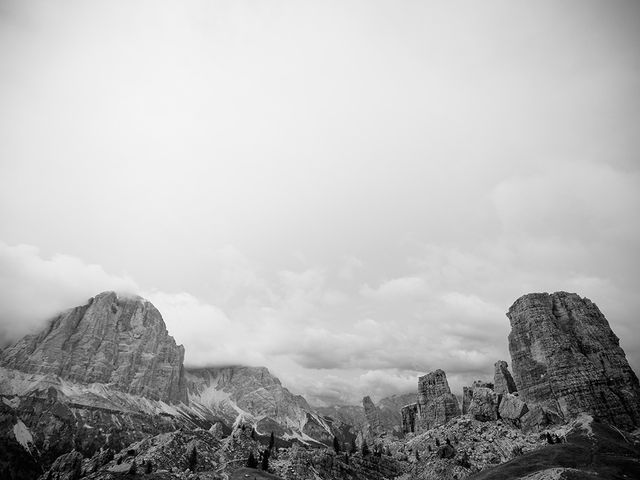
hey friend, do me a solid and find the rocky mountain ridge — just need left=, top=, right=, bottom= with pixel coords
left=1, top=291, right=187, bottom=404
left=1, top=290, right=639, bottom=480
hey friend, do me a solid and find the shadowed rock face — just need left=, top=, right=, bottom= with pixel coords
left=0, top=292, right=187, bottom=404
left=493, top=361, right=517, bottom=395
left=507, top=291, right=640, bottom=429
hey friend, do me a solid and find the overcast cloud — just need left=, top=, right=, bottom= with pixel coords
left=1, top=0, right=639, bottom=405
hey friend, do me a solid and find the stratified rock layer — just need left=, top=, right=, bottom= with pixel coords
left=401, top=403, right=418, bottom=434
left=414, top=369, right=460, bottom=432
left=1, top=292, right=187, bottom=404
left=507, top=291, right=640, bottom=429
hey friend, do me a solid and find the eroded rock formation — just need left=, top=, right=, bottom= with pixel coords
left=413, top=370, right=460, bottom=432
left=494, top=360, right=517, bottom=395
left=507, top=291, right=640, bottom=429
left=467, top=387, right=500, bottom=422
left=461, top=380, right=493, bottom=415
left=401, top=403, right=418, bottom=434
left=1, top=292, right=187, bottom=404
left=362, top=395, right=383, bottom=437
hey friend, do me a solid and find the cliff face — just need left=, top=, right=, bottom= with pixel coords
left=507, top=291, right=640, bottom=429
left=404, top=369, right=460, bottom=433
left=0, top=291, right=187, bottom=404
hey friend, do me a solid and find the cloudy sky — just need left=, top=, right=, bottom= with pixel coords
left=1, top=0, right=639, bottom=405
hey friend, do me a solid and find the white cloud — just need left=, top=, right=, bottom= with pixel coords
left=0, top=242, right=138, bottom=343
left=360, top=276, right=428, bottom=300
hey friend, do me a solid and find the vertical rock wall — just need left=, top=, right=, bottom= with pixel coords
left=1, top=292, right=187, bottom=404
left=507, top=291, right=640, bottom=429
left=415, top=369, right=460, bottom=431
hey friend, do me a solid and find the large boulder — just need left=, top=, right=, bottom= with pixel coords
left=507, top=292, right=640, bottom=429
left=468, top=387, right=500, bottom=422
left=463, top=381, right=493, bottom=414
left=498, top=393, right=528, bottom=420
left=520, top=405, right=562, bottom=432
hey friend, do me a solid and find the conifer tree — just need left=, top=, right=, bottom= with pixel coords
left=188, top=446, right=198, bottom=471
left=361, top=439, right=370, bottom=456
left=261, top=448, right=270, bottom=471
left=333, top=436, right=341, bottom=454
left=247, top=451, right=258, bottom=468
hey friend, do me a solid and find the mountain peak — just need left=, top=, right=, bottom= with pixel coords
left=0, top=292, right=187, bottom=403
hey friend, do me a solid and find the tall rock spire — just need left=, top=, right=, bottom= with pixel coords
left=507, top=291, right=640, bottom=429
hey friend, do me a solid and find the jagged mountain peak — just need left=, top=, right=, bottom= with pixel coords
left=0, top=291, right=187, bottom=403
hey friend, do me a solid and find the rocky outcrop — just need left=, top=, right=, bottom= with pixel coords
left=467, top=387, right=500, bottom=422
left=186, top=366, right=350, bottom=446
left=1, top=292, right=187, bottom=404
left=401, top=403, right=418, bottom=434
left=38, top=450, right=83, bottom=480
left=494, top=360, right=517, bottom=395
left=507, top=292, right=640, bottom=429
left=377, top=393, right=416, bottom=437
left=361, top=393, right=414, bottom=438
left=363, top=396, right=383, bottom=437
left=414, top=370, right=460, bottom=432
left=498, top=393, right=528, bottom=421
left=462, top=380, right=493, bottom=415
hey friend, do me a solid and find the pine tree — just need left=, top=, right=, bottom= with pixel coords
left=350, top=438, right=357, bottom=454
left=261, top=448, right=270, bottom=471
left=435, top=438, right=440, bottom=447
left=269, top=432, right=275, bottom=451
left=145, top=460, right=153, bottom=474
left=333, top=436, right=341, bottom=454
left=188, top=446, right=198, bottom=471
left=247, top=452, right=258, bottom=469
left=361, top=439, right=370, bottom=456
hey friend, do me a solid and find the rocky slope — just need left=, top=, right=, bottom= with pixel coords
left=507, top=291, right=640, bottom=429
left=186, top=366, right=351, bottom=445
left=0, top=292, right=187, bottom=404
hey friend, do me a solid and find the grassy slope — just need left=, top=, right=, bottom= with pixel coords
left=469, top=421, right=640, bottom=480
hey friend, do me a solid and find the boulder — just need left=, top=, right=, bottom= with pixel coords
left=468, top=387, right=500, bottom=422
left=498, top=393, right=528, bottom=420
left=520, top=405, right=563, bottom=432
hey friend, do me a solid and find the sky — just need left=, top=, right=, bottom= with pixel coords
left=1, top=0, right=639, bottom=406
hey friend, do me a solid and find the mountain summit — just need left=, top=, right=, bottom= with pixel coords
left=0, top=291, right=187, bottom=404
